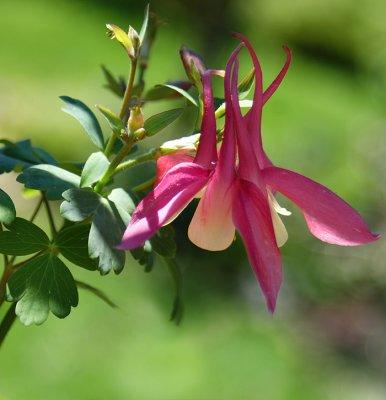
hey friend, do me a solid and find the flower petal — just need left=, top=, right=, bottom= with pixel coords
left=233, top=179, right=282, bottom=312
left=155, top=151, right=194, bottom=185
left=263, top=167, right=380, bottom=246
left=188, top=171, right=235, bottom=251
left=118, top=162, right=210, bottom=249
left=193, top=72, right=218, bottom=168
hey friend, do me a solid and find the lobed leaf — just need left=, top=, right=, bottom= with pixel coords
left=17, top=164, right=81, bottom=200
left=8, top=253, right=78, bottom=326
left=56, top=224, right=97, bottom=271
left=0, top=217, right=49, bottom=255
left=61, top=188, right=136, bottom=274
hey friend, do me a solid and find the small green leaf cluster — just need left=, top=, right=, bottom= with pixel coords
left=0, top=5, right=192, bottom=338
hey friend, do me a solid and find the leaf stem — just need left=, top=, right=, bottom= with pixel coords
left=115, top=147, right=159, bottom=174
left=104, top=58, right=138, bottom=158
left=119, top=58, right=138, bottom=122
left=0, top=264, right=12, bottom=308
left=42, top=195, right=57, bottom=238
left=94, top=137, right=135, bottom=194
left=0, top=303, right=16, bottom=348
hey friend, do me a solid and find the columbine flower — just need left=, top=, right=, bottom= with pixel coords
left=189, top=36, right=380, bottom=311
left=118, top=67, right=218, bottom=249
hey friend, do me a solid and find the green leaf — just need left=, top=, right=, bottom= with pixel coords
left=17, top=164, right=80, bottom=200
left=145, top=83, right=197, bottom=105
left=0, top=217, right=49, bottom=255
left=60, top=96, right=105, bottom=149
left=101, top=65, right=126, bottom=98
left=150, top=226, right=177, bottom=259
left=80, top=152, right=110, bottom=188
left=215, top=99, right=253, bottom=119
left=0, top=189, right=16, bottom=225
left=56, top=224, right=97, bottom=270
left=108, top=188, right=136, bottom=214
left=88, top=196, right=128, bottom=274
left=139, top=4, right=150, bottom=43
left=163, top=258, right=184, bottom=325
left=61, top=188, right=100, bottom=221
left=76, top=280, right=118, bottom=308
left=61, top=188, right=135, bottom=274
left=161, top=84, right=198, bottom=106
left=144, top=108, right=184, bottom=136
left=8, top=253, right=78, bottom=326
left=0, top=140, right=57, bottom=174
left=130, top=240, right=154, bottom=272
left=96, top=105, right=124, bottom=133
left=238, top=67, right=255, bottom=99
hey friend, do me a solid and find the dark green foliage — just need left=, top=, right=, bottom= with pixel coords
left=0, top=189, right=16, bottom=225
left=0, top=139, right=57, bottom=174
left=17, top=164, right=81, bottom=200
left=0, top=218, right=49, bottom=256
left=8, top=254, right=78, bottom=326
left=56, top=224, right=98, bottom=271
left=60, top=188, right=135, bottom=274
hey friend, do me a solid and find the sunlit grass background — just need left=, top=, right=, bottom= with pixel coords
left=1, top=0, right=386, bottom=399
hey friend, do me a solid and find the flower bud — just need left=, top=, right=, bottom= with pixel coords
left=180, top=46, right=206, bottom=88
left=128, top=106, right=144, bottom=133
left=128, top=26, right=141, bottom=57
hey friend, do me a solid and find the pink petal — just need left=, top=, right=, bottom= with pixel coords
left=233, top=34, right=291, bottom=169
left=230, top=56, right=265, bottom=188
left=187, top=45, right=243, bottom=251
left=118, top=162, right=210, bottom=249
left=188, top=170, right=235, bottom=251
left=233, top=179, right=282, bottom=312
left=262, top=46, right=292, bottom=105
left=263, top=167, right=380, bottom=246
left=194, top=71, right=218, bottom=168
left=155, top=151, right=194, bottom=186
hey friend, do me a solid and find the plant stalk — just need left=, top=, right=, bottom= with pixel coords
left=0, top=303, right=16, bottom=348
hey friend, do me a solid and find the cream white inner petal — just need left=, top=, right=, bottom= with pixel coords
left=268, top=190, right=290, bottom=247
left=268, top=191, right=291, bottom=216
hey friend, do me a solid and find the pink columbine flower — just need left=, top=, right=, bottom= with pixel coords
left=189, top=35, right=380, bottom=311
left=118, top=63, right=219, bottom=249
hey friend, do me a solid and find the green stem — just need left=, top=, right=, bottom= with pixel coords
left=0, top=303, right=16, bottom=348
left=31, top=196, right=44, bottom=221
left=104, top=131, right=119, bottom=157
left=0, top=264, right=12, bottom=308
left=119, top=58, right=138, bottom=122
left=42, top=195, right=56, bottom=238
left=104, top=59, right=138, bottom=158
left=114, top=148, right=159, bottom=174
left=94, top=138, right=135, bottom=194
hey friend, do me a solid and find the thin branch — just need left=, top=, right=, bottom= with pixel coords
left=0, top=303, right=16, bottom=348
left=42, top=195, right=57, bottom=238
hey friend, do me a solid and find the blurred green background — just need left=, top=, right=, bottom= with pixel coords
left=0, top=0, right=385, bottom=399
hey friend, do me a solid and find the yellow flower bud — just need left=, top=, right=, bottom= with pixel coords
left=128, top=106, right=144, bottom=133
